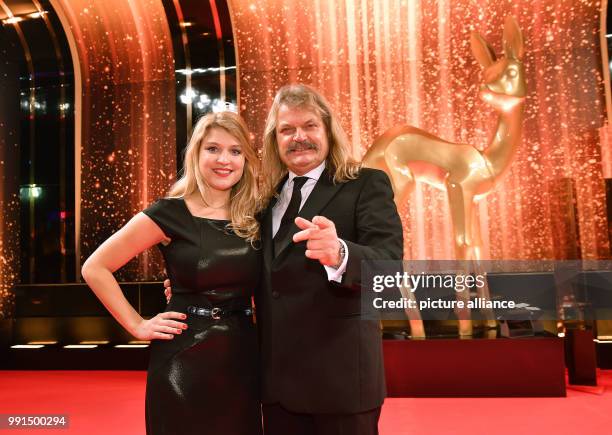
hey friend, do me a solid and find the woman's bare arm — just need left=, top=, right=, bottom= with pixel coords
left=82, top=212, right=187, bottom=340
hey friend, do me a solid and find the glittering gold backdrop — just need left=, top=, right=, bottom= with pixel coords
left=52, top=0, right=176, bottom=279
left=0, top=121, right=19, bottom=320
left=230, top=0, right=610, bottom=260
left=0, top=2, right=29, bottom=318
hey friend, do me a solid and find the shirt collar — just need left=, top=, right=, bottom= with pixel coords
left=287, top=161, right=326, bottom=184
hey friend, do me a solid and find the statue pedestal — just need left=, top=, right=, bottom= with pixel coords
left=383, top=336, right=566, bottom=397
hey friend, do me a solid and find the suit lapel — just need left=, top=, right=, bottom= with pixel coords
left=273, top=168, right=342, bottom=258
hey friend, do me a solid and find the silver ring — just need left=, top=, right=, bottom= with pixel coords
left=211, top=307, right=221, bottom=320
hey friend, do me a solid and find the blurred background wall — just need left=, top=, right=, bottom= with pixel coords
left=0, top=0, right=611, bottom=326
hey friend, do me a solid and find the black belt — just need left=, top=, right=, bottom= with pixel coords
left=187, top=305, right=254, bottom=320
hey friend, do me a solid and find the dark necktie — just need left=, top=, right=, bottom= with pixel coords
left=274, top=176, right=308, bottom=256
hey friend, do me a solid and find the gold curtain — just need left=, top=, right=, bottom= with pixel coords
left=230, top=0, right=609, bottom=260
left=52, top=0, right=177, bottom=279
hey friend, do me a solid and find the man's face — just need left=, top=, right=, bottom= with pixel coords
left=275, top=104, right=329, bottom=176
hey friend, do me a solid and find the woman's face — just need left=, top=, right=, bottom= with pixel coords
left=198, top=127, right=246, bottom=193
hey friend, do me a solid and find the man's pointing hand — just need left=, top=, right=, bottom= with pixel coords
left=293, top=216, right=342, bottom=267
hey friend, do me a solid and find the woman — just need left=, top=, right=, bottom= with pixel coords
left=82, top=112, right=263, bottom=435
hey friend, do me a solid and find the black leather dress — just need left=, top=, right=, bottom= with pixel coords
left=142, top=198, right=262, bottom=435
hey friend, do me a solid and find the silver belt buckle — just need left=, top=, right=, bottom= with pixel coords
left=211, top=307, right=221, bottom=320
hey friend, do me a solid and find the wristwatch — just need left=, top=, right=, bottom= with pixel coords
left=335, top=239, right=346, bottom=268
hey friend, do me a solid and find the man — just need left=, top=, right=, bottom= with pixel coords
left=256, top=84, right=402, bottom=435
left=167, top=84, right=403, bottom=434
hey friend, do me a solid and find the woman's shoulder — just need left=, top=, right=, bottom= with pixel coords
left=142, top=197, right=186, bottom=222
left=142, top=197, right=188, bottom=238
left=145, top=197, right=183, bottom=211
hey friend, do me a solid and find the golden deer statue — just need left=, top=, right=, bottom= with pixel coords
left=363, top=16, right=526, bottom=337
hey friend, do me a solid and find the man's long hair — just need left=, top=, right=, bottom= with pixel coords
left=261, top=84, right=361, bottom=206
left=168, top=111, right=260, bottom=242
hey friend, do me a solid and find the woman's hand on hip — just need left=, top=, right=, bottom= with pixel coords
left=132, top=311, right=187, bottom=340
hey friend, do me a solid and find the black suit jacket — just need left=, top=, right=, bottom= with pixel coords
left=256, top=167, right=403, bottom=414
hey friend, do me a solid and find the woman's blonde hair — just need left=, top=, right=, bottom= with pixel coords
left=261, top=84, right=361, bottom=205
left=168, top=111, right=260, bottom=242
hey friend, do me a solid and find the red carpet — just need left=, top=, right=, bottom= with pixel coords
left=1, top=370, right=611, bottom=434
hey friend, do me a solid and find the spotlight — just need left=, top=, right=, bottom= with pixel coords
left=115, top=344, right=149, bottom=348
left=2, top=17, right=23, bottom=25
left=176, top=66, right=236, bottom=76
left=28, top=11, right=48, bottom=19
left=199, top=94, right=211, bottom=105
left=64, top=344, right=98, bottom=349
left=19, top=184, right=43, bottom=200
left=212, top=99, right=237, bottom=113
left=1, top=11, right=47, bottom=25
left=179, top=88, right=198, bottom=104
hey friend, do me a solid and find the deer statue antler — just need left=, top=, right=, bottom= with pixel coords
left=363, top=16, right=526, bottom=337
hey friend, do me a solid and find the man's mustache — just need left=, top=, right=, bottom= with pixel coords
left=287, top=141, right=317, bottom=153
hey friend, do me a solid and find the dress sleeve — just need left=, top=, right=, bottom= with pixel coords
left=142, top=198, right=181, bottom=239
